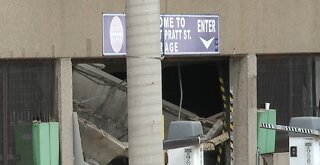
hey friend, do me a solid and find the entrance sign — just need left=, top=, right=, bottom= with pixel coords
left=103, top=14, right=219, bottom=56
left=160, top=15, right=219, bottom=55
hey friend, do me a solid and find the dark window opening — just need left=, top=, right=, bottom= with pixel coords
left=257, top=55, right=314, bottom=152
left=0, top=60, right=55, bottom=165
left=162, top=61, right=228, bottom=118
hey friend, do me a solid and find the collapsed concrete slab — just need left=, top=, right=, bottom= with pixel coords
left=73, top=63, right=224, bottom=164
left=79, top=118, right=128, bottom=165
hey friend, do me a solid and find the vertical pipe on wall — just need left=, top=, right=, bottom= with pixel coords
left=126, top=0, right=163, bottom=164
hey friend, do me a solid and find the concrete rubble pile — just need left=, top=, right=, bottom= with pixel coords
left=73, top=64, right=224, bottom=164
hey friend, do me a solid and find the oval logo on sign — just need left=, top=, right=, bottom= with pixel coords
left=109, top=16, right=124, bottom=53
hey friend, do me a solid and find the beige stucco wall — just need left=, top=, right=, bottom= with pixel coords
left=273, top=152, right=289, bottom=165
left=0, top=0, right=319, bottom=58
left=165, top=0, right=320, bottom=55
left=0, top=0, right=64, bottom=58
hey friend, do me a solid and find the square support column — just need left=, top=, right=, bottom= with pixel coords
left=56, top=58, right=74, bottom=165
left=230, top=54, right=257, bottom=165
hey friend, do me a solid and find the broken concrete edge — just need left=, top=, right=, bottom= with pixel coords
left=79, top=118, right=128, bottom=164
left=73, top=64, right=127, bottom=91
left=75, top=98, right=222, bottom=140
left=79, top=118, right=128, bottom=149
left=74, top=104, right=127, bottom=134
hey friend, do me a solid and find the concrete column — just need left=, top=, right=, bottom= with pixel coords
left=126, top=0, right=163, bottom=165
left=56, top=58, right=74, bottom=165
left=230, top=54, right=257, bottom=165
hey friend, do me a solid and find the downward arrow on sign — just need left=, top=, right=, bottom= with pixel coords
left=200, top=37, right=214, bottom=49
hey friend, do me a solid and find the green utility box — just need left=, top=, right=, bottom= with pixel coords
left=32, top=122, right=59, bottom=165
left=15, top=124, right=34, bottom=165
left=257, top=109, right=276, bottom=154
left=49, top=122, right=59, bottom=165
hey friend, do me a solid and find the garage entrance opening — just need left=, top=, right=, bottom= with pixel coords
left=73, top=58, right=230, bottom=165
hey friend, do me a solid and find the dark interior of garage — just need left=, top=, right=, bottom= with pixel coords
left=106, top=58, right=230, bottom=165
left=108, top=59, right=229, bottom=119
left=162, top=61, right=227, bottom=118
